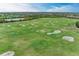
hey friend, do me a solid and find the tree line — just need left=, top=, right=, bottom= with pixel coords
left=0, top=12, right=79, bottom=23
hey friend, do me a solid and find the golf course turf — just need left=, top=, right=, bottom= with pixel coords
left=0, top=17, right=79, bottom=56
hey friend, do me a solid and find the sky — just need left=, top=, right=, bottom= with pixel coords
left=0, top=3, right=79, bottom=12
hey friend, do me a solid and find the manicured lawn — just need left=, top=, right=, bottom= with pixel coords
left=0, top=18, right=79, bottom=56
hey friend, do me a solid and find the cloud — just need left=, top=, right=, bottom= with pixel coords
left=0, top=3, right=40, bottom=12
left=46, top=5, right=78, bottom=12
left=0, top=3, right=78, bottom=12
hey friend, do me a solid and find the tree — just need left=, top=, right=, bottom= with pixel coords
left=76, top=21, right=79, bottom=28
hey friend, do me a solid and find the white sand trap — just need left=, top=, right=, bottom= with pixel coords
left=52, top=30, right=61, bottom=34
left=62, top=36, right=75, bottom=42
left=47, top=30, right=61, bottom=35
left=47, top=32, right=53, bottom=35
left=0, top=51, right=15, bottom=56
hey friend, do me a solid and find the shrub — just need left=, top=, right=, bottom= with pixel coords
left=76, top=21, right=79, bottom=28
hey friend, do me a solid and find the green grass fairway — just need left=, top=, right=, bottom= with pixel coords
left=0, top=18, right=79, bottom=56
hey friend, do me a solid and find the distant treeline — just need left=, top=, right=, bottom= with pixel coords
left=0, top=12, right=79, bottom=23
left=24, top=13, right=79, bottom=20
